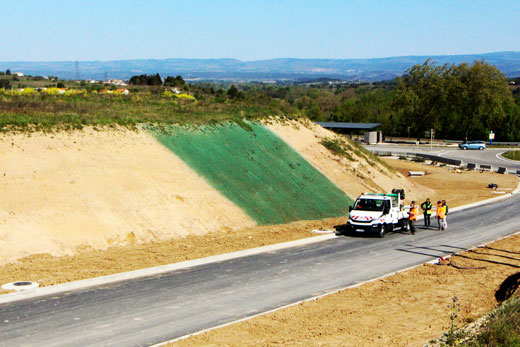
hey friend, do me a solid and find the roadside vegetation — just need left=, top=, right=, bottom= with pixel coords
left=502, top=150, right=520, bottom=161
left=463, top=295, right=520, bottom=346
left=1, top=60, right=519, bottom=140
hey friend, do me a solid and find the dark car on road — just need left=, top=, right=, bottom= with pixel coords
left=459, top=141, right=486, bottom=150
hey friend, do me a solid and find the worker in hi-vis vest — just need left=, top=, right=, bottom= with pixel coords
left=421, top=198, right=433, bottom=227
left=442, top=200, right=449, bottom=230
left=436, top=200, right=446, bottom=230
left=408, top=201, right=418, bottom=235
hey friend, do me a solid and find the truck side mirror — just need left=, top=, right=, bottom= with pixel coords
left=349, top=206, right=353, bottom=212
left=383, top=206, right=390, bottom=214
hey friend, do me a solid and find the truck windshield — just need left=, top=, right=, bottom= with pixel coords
left=353, top=198, right=385, bottom=212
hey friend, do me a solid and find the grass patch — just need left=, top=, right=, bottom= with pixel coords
left=502, top=150, right=520, bottom=161
left=0, top=93, right=289, bottom=132
left=462, top=295, right=520, bottom=346
left=320, top=138, right=354, bottom=161
left=349, top=138, right=397, bottom=173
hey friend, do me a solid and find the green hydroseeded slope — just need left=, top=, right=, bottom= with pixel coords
left=152, top=122, right=352, bottom=225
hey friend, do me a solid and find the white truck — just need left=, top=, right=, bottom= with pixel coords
left=346, top=189, right=410, bottom=238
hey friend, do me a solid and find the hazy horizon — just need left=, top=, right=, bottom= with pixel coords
left=1, top=1, right=519, bottom=62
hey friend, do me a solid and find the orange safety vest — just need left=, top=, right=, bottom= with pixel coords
left=409, top=206, right=418, bottom=221
left=436, top=204, right=446, bottom=219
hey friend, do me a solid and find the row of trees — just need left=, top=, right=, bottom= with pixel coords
left=128, top=73, right=186, bottom=87
left=393, top=60, right=516, bottom=141
left=255, top=60, right=519, bottom=141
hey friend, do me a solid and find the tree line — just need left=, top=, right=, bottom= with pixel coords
left=128, top=73, right=185, bottom=87
left=392, top=59, right=517, bottom=141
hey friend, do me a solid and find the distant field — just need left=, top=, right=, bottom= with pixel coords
left=0, top=93, right=283, bottom=131
left=502, top=150, right=520, bottom=161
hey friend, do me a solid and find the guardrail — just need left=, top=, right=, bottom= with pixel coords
left=370, top=150, right=464, bottom=167
left=370, top=150, right=520, bottom=176
left=416, top=153, right=463, bottom=166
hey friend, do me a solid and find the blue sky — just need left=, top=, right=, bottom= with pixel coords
left=1, top=0, right=519, bottom=62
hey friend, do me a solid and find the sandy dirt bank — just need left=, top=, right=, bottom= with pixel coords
left=0, top=128, right=255, bottom=263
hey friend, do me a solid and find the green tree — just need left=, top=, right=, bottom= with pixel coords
left=446, top=60, right=514, bottom=141
left=393, top=59, right=448, bottom=139
left=227, top=85, right=239, bottom=99
left=0, top=79, right=11, bottom=89
left=128, top=73, right=162, bottom=86
left=164, top=75, right=186, bottom=87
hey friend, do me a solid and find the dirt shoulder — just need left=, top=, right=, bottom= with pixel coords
left=171, top=233, right=520, bottom=347
left=381, top=158, right=518, bottom=207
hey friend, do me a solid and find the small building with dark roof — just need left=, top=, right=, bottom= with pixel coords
left=315, top=122, right=383, bottom=143
left=315, top=122, right=381, bottom=131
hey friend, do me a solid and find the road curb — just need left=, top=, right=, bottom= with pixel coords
left=496, top=150, right=520, bottom=165
left=2, top=178, right=519, bottom=305
left=0, top=234, right=337, bottom=305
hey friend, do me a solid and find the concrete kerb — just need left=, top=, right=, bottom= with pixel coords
left=2, top=177, right=519, bottom=306
left=496, top=150, right=520, bottom=164
left=0, top=234, right=336, bottom=305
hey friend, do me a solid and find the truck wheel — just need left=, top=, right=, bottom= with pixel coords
left=377, top=224, right=385, bottom=238
left=400, top=219, right=410, bottom=232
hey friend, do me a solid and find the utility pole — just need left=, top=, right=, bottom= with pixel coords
left=74, top=61, right=80, bottom=80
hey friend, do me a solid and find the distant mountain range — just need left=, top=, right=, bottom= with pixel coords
left=1, top=51, right=519, bottom=82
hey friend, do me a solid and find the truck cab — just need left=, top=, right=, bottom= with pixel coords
left=346, top=192, right=409, bottom=238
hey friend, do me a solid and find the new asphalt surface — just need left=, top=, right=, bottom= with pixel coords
left=365, top=144, right=520, bottom=172
left=1, top=193, right=519, bottom=346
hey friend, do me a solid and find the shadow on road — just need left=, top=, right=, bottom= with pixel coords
left=334, top=224, right=411, bottom=238
left=334, top=224, right=410, bottom=238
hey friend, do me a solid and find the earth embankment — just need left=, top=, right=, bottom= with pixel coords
left=0, top=120, right=413, bottom=264
left=0, top=128, right=256, bottom=264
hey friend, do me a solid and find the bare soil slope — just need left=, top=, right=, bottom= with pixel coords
left=265, top=119, right=429, bottom=200
left=0, top=128, right=255, bottom=264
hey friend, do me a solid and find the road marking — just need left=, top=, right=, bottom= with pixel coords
left=496, top=150, right=520, bottom=163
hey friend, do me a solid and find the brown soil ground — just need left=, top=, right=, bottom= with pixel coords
left=0, top=120, right=419, bottom=265
left=381, top=158, right=518, bottom=207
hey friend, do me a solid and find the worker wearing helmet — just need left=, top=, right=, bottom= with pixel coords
left=408, top=201, right=418, bottom=235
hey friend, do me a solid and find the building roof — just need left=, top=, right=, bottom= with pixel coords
left=315, top=122, right=381, bottom=130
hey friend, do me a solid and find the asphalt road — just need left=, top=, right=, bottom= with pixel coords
left=1, top=195, right=519, bottom=346
left=365, top=144, right=520, bottom=172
